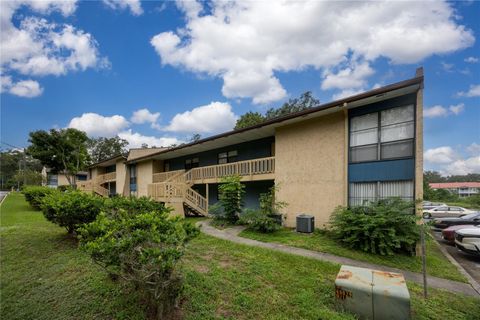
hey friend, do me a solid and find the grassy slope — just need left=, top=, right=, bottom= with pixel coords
left=1, top=193, right=479, bottom=319
left=239, top=227, right=467, bottom=283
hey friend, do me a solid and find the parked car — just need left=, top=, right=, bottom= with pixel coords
left=423, top=206, right=476, bottom=218
left=455, top=226, right=480, bottom=257
left=433, top=212, right=480, bottom=229
left=442, top=224, right=476, bottom=244
left=423, top=201, right=446, bottom=210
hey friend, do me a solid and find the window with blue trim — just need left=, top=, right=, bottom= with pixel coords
left=129, top=164, right=137, bottom=195
left=350, top=105, right=414, bottom=163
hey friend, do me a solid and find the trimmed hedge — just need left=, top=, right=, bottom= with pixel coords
left=41, top=191, right=104, bottom=234
left=23, top=186, right=58, bottom=209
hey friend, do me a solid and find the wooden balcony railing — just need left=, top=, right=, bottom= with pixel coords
left=96, top=172, right=116, bottom=184
left=147, top=182, right=207, bottom=215
left=185, top=156, right=275, bottom=182
left=152, top=170, right=185, bottom=183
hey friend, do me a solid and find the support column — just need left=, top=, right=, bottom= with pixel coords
left=206, top=183, right=209, bottom=213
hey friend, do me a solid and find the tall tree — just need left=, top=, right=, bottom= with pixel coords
left=234, top=112, right=265, bottom=129
left=27, top=129, right=90, bottom=186
left=87, top=136, right=128, bottom=164
left=265, top=91, right=319, bottom=120
left=0, top=150, right=42, bottom=189
left=423, top=170, right=445, bottom=183
left=189, top=133, right=202, bottom=142
left=234, top=91, right=319, bottom=130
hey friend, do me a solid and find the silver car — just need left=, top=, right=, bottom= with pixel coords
left=423, top=206, right=476, bottom=218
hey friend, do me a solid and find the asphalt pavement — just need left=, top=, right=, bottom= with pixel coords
left=432, top=230, right=480, bottom=283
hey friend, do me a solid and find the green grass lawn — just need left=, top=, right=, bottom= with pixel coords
left=2, top=193, right=479, bottom=319
left=239, top=227, right=467, bottom=283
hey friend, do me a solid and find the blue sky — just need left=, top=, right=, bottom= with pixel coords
left=1, top=0, right=479, bottom=176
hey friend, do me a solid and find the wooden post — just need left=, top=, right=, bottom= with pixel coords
left=206, top=183, right=209, bottom=213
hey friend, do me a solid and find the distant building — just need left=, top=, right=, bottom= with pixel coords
left=429, top=182, right=480, bottom=198
left=41, top=167, right=88, bottom=188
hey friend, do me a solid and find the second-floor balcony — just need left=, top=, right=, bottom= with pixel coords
left=152, top=156, right=275, bottom=185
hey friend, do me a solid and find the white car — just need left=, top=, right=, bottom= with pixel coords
left=455, top=226, right=480, bottom=257
left=423, top=206, right=476, bottom=218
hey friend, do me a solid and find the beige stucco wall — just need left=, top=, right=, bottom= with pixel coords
left=136, top=160, right=153, bottom=197
left=275, top=111, right=346, bottom=228
left=57, top=174, right=70, bottom=186
left=115, top=160, right=127, bottom=196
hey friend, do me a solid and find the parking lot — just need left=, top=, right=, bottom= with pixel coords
left=432, top=230, right=480, bottom=283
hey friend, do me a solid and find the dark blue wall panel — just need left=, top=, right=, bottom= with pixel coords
left=193, top=180, right=274, bottom=210
left=168, top=137, right=274, bottom=170
left=348, top=159, right=415, bottom=182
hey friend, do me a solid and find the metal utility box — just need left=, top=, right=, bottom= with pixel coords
left=296, top=214, right=314, bottom=233
left=335, top=265, right=410, bottom=320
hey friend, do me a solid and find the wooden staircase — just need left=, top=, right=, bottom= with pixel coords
left=148, top=157, right=276, bottom=216
left=148, top=170, right=208, bottom=216
left=77, top=173, right=114, bottom=198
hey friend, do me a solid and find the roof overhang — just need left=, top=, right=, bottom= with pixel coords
left=87, top=154, right=126, bottom=168
left=128, top=75, right=422, bottom=163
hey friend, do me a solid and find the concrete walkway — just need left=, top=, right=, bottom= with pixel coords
left=198, top=220, right=480, bottom=297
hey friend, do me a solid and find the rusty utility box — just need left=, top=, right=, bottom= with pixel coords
left=335, top=265, right=410, bottom=320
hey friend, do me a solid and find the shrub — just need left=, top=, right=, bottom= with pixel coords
left=41, top=191, right=104, bottom=234
left=22, top=186, right=57, bottom=209
left=329, top=198, right=419, bottom=256
left=79, top=207, right=199, bottom=319
left=218, top=175, right=245, bottom=223
left=103, top=196, right=164, bottom=216
left=239, top=209, right=282, bottom=233
left=239, top=186, right=287, bottom=233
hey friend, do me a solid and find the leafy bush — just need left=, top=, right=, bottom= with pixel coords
left=239, top=186, right=287, bottom=233
left=329, top=198, right=419, bottom=256
left=22, top=185, right=58, bottom=209
left=79, top=207, right=199, bottom=319
left=218, top=175, right=245, bottom=223
left=41, top=191, right=104, bottom=234
left=239, top=209, right=282, bottom=233
left=103, top=196, right=164, bottom=216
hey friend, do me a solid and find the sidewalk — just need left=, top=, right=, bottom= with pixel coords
left=198, top=220, right=480, bottom=297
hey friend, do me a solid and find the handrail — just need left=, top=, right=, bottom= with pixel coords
left=147, top=182, right=207, bottom=215
left=95, top=172, right=116, bottom=184
left=152, top=170, right=185, bottom=183
left=185, top=156, right=275, bottom=182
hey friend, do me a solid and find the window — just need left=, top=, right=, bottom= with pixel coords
left=47, top=173, right=58, bottom=186
left=164, top=162, right=170, bottom=172
left=349, top=180, right=414, bottom=206
left=105, top=165, right=116, bottom=173
left=218, top=150, right=238, bottom=164
left=185, top=157, right=199, bottom=170
left=129, top=164, right=137, bottom=194
left=350, top=105, right=414, bottom=163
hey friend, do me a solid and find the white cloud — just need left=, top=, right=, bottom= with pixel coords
left=118, top=130, right=182, bottom=148
left=322, top=61, right=375, bottom=91
left=424, top=103, right=464, bottom=118
left=131, top=108, right=160, bottom=126
left=9, top=79, right=44, bottom=98
left=1, top=75, right=43, bottom=98
left=68, top=113, right=129, bottom=137
left=464, top=56, right=479, bottom=63
left=467, top=143, right=480, bottom=156
left=425, top=144, right=480, bottom=175
left=457, top=84, right=480, bottom=97
left=164, top=102, right=237, bottom=134
left=449, top=103, right=464, bottom=115
left=424, top=105, right=448, bottom=118
left=443, top=156, right=480, bottom=175
left=151, top=1, right=474, bottom=104
left=102, top=0, right=143, bottom=16
left=424, top=146, right=457, bottom=164
left=0, top=0, right=107, bottom=97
